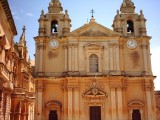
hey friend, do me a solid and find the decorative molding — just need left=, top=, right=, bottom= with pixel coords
left=128, top=100, right=144, bottom=108
left=67, top=86, right=73, bottom=91
left=0, top=0, right=17, bottom=35
left=141, top=44, right=148, bottom=49
left=68, top=43, right=78, bottom=48
left=108, top=43, right=119, bottom=48
left=144, top=85, right=152, bottom=91
left=110, top=84, right=127, bottom=91
left=46, top=100, right=62, bottom=111
left=37, top=44, right=46, bottom=50
left=62, top=44, right=68, bottom=49
left=83, top=79, right=107, bottom=102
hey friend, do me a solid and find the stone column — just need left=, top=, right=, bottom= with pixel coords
left=72, top=45, right=75, bottom=72
left=74, top=86, right=79, bottom=120
left=63, top=86, right=68, bottom=120
left=6, top=92, right=11, bottom=120
left=37, top=80, right=43, bottom=120
left=35, top=44, right=39, bottom=72
left=142, top=44, right=148, bottom=73
left=115, top=43, right=120, bottom=72
left=145, top=86, right=152, bottom=120
left=42, top=44, right=46, bottom=73
left=109, top=43, right=114, bottom=71
left=147, top=45, right=152, bottom=73
left=117, top=86, right=123, bottom=120
left=110, top=86, right=117, bottom=120
left=68, top=45, right=72, bottom=72
left=74, top=44, right=78, bottom=72
left=119, top=41, right=125, bottom=73
left=63, top=45, right=68, bottom=72
left=38, top=41, right=44, bottom=72
left=105, top=43, right=110, bottom=73
left=67, top=86, right=73, bottom=120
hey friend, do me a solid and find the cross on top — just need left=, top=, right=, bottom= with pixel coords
left=22, top=26, right=26, bottom=33
left=90, top=9, right=95, bottom=18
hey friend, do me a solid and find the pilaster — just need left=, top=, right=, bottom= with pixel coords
left=145, top=85, right=153, bottom=120
left=36, top=80, right=44, bottom=120
left=117, top=86, right=123, bottom=120
left=109, top=43, right=114, bottom=71
left=63, top=45, right=68, bottom=72
left=68, top=44, right=72, bottom=71
left=74, top=44, right=78, bottom=72
left=71, top=45, right=74, bottom=72
left=110, top=85, right=117, bottom=120
left=67, top=86, right=73, bottom=120
left=115, top=43, right=120, bottom=72
left=141, top=43, right=148, bottom=73
left=73, top=86, right=79, bottom=120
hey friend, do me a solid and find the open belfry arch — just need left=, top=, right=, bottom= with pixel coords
left=34, top=0, right=157, bottom=120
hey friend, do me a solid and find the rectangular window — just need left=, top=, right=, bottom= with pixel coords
left=89, top=54, right=99, bottom=73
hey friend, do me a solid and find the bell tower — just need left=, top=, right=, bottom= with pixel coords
left=38, top=0, right=71, bottom=37
left=113, top=0, right=147, bottom=37
left=34, top=0, right=71, bottom=76
left=113, top=0, right=152, bottom=76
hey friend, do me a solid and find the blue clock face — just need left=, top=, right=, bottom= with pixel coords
left=49, top=39, right=59, bottom=49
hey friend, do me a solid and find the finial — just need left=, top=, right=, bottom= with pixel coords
left=117, top=10, right=119, bottom=15
left=41, top=9, right=44, bottom=15
left=22, top=26, right=26, bottom=34
left=140, top=10, right=143, bottom=15
left=90, top=9, right=95, bottom=18
left=65, top=10, right=68, bottom=15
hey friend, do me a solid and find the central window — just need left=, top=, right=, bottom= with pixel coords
left=89, top=54, right=99, bottom=73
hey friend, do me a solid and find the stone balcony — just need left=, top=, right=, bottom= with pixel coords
left=0, top=62, right=10, bottom=83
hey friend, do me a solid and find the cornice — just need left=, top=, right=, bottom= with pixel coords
left=0, top=0, right=17, bottom=35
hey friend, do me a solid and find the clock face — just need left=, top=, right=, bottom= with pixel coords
left=49, top=39, right=59, bottom=49
left=127, top=39, right=137, bottom=49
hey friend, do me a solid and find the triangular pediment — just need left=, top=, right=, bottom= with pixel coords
left=83, top=87, right=107, bottom=98
left=70, top=20, right=120, bottom=37
left=82, top=79, right=108, bottom=99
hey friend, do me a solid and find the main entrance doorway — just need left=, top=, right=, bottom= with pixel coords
left=90, top=106, right=101, bottom=120
left=49, top=110, right=58, bottom=120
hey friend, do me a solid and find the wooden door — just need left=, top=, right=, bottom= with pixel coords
left=132, top=109, right=141, bottom=120
left=49, top=110, right=58, bottom=120
left=90, top=106, right=101, bottom=120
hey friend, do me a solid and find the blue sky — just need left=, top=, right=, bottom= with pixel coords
left=8, top=0, right=160, bottom=90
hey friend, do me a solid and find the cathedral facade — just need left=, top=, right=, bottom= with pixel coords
left=34, top=0, right=158, bottom=120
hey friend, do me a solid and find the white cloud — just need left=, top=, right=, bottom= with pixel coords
left=20, top=10, right=24, bottom=14
left=26, top=13, right=34, bottom=17
left=14, top=16, right=21, bottom=20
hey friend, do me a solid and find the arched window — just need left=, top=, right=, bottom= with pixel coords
left=89, top=54, right=99, bottom=73
left=127, top=20, right=134, bottom=33
left=51, top=20, right=58, bottom=33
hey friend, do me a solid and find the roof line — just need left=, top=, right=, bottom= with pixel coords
left=0, top=0, right=17, bottom=35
